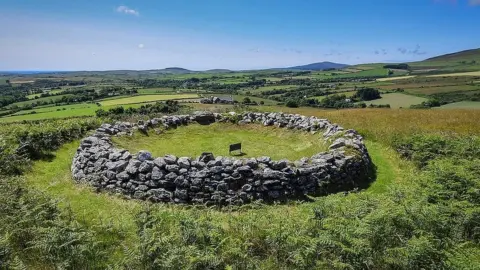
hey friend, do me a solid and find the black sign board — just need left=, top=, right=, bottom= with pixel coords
left=229, top=143, right=242, bottom=155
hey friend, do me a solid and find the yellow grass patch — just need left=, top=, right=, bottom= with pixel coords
left=427, top=71, right=480, bottom=77
left=376, top=75, right=416, bottom=82
left=99, top=94, right=198, bottom=106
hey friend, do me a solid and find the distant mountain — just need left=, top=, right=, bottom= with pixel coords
left=424, top=48, right=480, bottom=62
left=205, top=69, right=233, bottom=73
left=287, top=62, right=349, bottom=71
left=155, top=67, right=193, bottom=74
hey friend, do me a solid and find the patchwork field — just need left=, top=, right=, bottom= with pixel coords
left=0, top=102, right=153, bottom=122
left=6, top=94, right=74, bottom=109
left=26, top=89, right=66, bottom=99
left=435, top=101, right=480, bottom=109
left=427, top=71, right=480, bottom=77
left=137, top=88, right=176, bottom=94
left=376, top=75, right=416, bottom=82
left=403, top=85, right=480, bottom=95
left=99, top=94, right=199, bottom=106
left=313, top=91, right=357, bottom=101
left=361, top=93, right=427, bottom=108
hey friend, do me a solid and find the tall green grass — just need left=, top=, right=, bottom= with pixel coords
left=0, top=109, right=479, bottom=268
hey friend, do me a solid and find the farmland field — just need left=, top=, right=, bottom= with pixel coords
left=313, top=91, right=357, bottom=101
left=240, top=85, right=296, bottom=94
left=403, top=85, right=479, bottom=95
left=435, top=101, right=480, bottom=109
left=335, top=68, right=389, bottom=78
left=0, top=102, right=155, bottom=122
left=362, top=93, right=427, bottom=108
left=26, top=89, right=66, bottom=99
left=99, top=94, right=199, bottom=106
left=5, top=94, right=74, bottom=108
left=376, top=75, right=416, bottom=82
left=137, top=88, right=177, bottom=94
left=427, top=71, right=480, bottom=77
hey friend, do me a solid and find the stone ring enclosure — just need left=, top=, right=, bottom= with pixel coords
left=72, top=112, right=374, bottom=205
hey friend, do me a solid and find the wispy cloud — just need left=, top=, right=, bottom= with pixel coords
left=397, top=45, right=426, bottom=55
left=434, top=0, right=480, bottom=6
left=116, top=6, right=139, bottom=16
left=410, top=44, right=427, bottom=55
left=138, top=44, right=144, bottom=49
left=469, top=0, right=480, bottom=5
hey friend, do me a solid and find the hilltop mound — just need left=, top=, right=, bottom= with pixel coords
left=424, top=48, right=480, bottom=62
left=287, top=61, right=349, bottom=71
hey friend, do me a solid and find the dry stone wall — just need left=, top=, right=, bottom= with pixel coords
left=71, top=111, right=374, bottom=205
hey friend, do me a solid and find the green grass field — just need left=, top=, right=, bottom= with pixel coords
left=403, top=85, right=479, bottom=95
left=6, top=94, right=74, bottom=109
left=335, top=68, right=389, bottom=78
left=99, top=94, right=199, bottom=106
left=361, top=93, right=427, bottom=108
left=435, top=101, right=480, bottom=109
left=0, top=102, right=152, bottom=122
left=137, top=88, right=199, bottom=95
left=26, top=89, right=67, bottom=99
left=313, top=91, right=357, bottom=101
left=240, top=85, right=296, bottom=94
left=376, top=75, right=416, bottom=82
left=112, top=123, right=328, bottom=160
left=427, top=71, right=480, bottom=77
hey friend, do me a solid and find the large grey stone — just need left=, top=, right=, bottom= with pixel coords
left=193, top=111, right=215, bottom=125
left=177, top=157, right=191, bottom=169
left=151, top=167, right=165, bottom=180
left=153, top=157, right=166, bottom=168
left=166, top=164, right=180, bottom=173
left=116, top=171, right=130, bottom=181
left=139, top=161, right=154, bottom=173
left=126, top=160, right=141, bottom=174
left=164, top=154, right=178, bottom=164
left=329, top=138, right=346, bottom=150
left=174, top=189, right=188, bottom=200
left=137, top=150, right=152, bottom=162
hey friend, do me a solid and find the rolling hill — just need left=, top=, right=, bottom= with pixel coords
left=287, top=62, right=349, bottom=71
left=424, top=48, right=480, bottom=62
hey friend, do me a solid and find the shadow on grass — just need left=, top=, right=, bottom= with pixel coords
left=230, top=152, right=247, bottom=157
left=39, top=153, right=57, bottom=162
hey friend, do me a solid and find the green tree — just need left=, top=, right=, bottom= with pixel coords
left=243, top=97, right=251, bottom=104
left=354, top=88, right=381, bottom=101
left=285, top=99, right=299, bottom=108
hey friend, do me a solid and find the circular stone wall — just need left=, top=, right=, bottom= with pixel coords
left=71, top=111, right=374, bottom=205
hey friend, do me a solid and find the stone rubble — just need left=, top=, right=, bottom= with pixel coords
left=71, top=111, right=373, bottom=205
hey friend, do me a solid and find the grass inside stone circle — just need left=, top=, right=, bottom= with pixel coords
left=111, top=123, right=329, bottom=161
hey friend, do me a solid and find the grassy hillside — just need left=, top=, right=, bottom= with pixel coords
left=1, top=108, right=479, bottom=268
left=409, top=48, right=480, bottom=73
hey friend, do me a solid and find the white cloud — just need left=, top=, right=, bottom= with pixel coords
left=138, top=43, right=144, bottom=49
left=116, top=6, right=139, bottom=16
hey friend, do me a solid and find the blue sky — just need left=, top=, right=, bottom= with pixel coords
left=1, top=0, right=479, bottom=71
